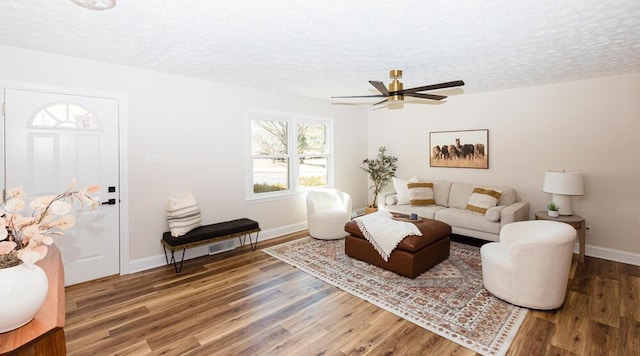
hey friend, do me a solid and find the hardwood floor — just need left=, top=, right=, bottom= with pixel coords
left=65, top=232, right=640, bottom=355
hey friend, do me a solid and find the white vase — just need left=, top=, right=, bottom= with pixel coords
left=548, top=210, right=560, bottom=218
left=0, top=263, right=49, bottom=333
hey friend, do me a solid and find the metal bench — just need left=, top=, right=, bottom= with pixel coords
left=161, top=218, right=260, bottom=273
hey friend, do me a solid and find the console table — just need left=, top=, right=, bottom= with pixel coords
left=535, top=211, right=586, bottom=263
left=0, top=244, right=66, bottom=355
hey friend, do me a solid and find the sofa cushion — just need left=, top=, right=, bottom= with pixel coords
left=436, top=208, right=501, bottom=235
left=432, top=181, right=452, bottom=207
left=408, top=182, right=435, bottom=205
left=383, top=203, right=446, bottom=220
left=466, top=187, right=502, bottom=214
left=393, top=176, right=418, bottom=204
left=495, top=187, right=517, bottom=206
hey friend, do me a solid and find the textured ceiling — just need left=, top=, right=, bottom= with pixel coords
left=0, top=0, right=639, bottom=100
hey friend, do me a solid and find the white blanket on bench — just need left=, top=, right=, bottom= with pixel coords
left=354, top=211, right=422, bottom=262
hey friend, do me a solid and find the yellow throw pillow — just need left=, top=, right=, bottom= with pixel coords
left=466, top=187, right=502, bottom=214
left=408, top=182, right=436, bottom=205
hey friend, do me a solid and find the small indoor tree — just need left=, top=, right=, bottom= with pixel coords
left=361, top=146, right=398, bottom=210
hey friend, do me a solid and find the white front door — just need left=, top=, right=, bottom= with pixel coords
left=2, top=87, right=120, bottom=285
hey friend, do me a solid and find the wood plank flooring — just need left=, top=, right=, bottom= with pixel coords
left=65, top=232, right=640, bottom=355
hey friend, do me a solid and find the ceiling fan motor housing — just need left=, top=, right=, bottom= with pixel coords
left=389, top=69, right=404, bottom=101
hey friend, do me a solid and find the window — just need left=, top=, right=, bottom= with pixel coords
left=250, top=118, right=290, bottom=194
left=29, top=102, right=103, bottom=131
left=248, top=111, right=333, bottom=199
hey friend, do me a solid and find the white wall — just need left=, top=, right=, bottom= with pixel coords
left=368, top=73, right=640, bottom=263
left=2, top=43, right=637, bottom=268
left=0, top=45, right=369, bottom=269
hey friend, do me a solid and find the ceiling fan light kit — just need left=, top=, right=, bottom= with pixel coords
left=70, top=0, right=116, bottom=11
left=332, top=69, right=465, bottom=108
left=388, top=69, right=404, bottom=102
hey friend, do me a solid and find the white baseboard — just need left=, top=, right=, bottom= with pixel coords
left=582, top=244, right=640, bottom=266
left=127, top=221, right=308, bottom=274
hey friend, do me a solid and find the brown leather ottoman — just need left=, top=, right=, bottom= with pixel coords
left=344, top=218, right=451, bottom=279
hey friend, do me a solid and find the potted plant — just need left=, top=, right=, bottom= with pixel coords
left=0, top=180, right=99, bottom=333
left=361, top=146, right=398, bottom=213
left=547, top=202, right=559, bottom=218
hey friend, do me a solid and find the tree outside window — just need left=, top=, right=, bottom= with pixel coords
left=251, top=119, right=289, bottom=193
left=297, top=122, right=328, bottom=188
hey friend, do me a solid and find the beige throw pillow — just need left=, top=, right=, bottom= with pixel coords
left=466, top=187, right=502, bottom=214
left=408, top=182, right=436, bottom=205
left=167, top=191, right=202, bottom=237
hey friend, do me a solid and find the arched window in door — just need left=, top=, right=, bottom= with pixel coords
left=29, top=102, right=103, bottom=131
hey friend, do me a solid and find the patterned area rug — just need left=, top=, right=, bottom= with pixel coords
left=263, top=237, right=527, bottom=356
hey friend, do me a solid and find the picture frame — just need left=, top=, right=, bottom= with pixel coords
left=429, top=129, right=489, bottom=169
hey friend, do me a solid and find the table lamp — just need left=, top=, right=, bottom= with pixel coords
left=543, top=170, right=584, bottom=215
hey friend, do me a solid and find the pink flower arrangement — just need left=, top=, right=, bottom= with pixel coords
left=0, top=179, right=100, bottom=268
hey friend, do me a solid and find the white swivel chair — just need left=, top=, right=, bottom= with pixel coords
left=306, top=188, right=352, bottom=240
left=480, top=220, right=577, bottom=309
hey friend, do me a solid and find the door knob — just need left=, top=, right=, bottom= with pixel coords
left=102, top=198, right=116, bottom=205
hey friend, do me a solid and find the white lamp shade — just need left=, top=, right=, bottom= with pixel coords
left=543, top=171, right=584, bottom=196
left=71, top=0, right=116, bottom=10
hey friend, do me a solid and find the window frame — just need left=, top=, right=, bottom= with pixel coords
left=246, top=110, right=334, bottom=201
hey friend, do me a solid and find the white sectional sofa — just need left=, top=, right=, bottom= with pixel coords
left=378, top=179, right=529, bottom=241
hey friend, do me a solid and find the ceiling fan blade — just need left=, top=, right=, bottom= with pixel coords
left=399, top=80, right=465, bottom=94
left=406, top=93, right=447, bottom=101
left=373, top=99, right=388, bottom=106
left=331, top=94, right=386, bottom=99
left=369, top=81, right=390, bottom=96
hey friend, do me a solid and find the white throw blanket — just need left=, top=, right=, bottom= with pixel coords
left=354, top=211, right=422, bottom=262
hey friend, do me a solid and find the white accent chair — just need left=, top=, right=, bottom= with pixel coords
left=306, top=188, right=352, bottom=240
left=480, top=220, right=577, bottom=309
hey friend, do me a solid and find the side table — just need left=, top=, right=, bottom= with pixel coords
left=534, top=211, right=586, bottom=263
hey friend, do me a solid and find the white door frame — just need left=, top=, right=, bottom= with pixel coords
left=1, top=80, right=130, bottom=276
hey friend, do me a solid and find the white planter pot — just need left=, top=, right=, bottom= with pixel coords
left=548, top=210, right=560, bottom=218
left=0, top=263, right=49, bottom=333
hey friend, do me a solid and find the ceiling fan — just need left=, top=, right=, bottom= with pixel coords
left=332, top=70, right=465, bottom=106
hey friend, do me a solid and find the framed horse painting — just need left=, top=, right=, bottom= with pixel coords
left=429, top=129, right=489, bottom=169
